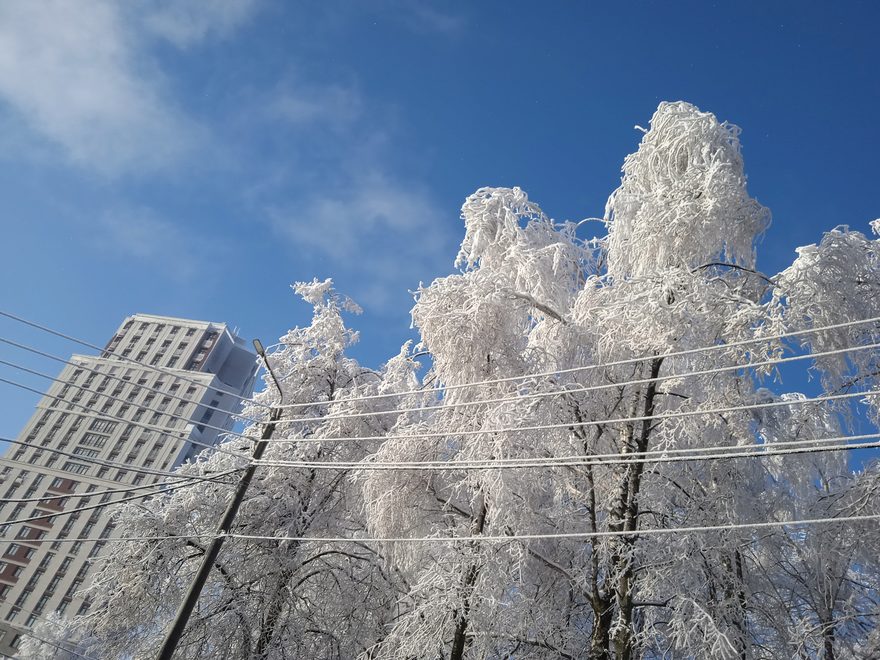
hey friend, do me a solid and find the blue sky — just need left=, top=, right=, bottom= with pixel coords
left=1, top=0, right=878, bottom=441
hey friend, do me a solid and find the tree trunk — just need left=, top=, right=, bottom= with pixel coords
left=822, top=620, right=835, bottom=660
left=449, top=496, right=489, bottom=660
left=256, top=566, right=295, bottom=658
left=586, top=458, right=613, bottom=660
left=610, top=358, right=663, bottom=660
left=589, top=600, right=614, bottom=659
left=734, top=550, right=748, bottom=660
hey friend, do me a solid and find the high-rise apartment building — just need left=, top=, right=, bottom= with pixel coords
left=0, top=314, right=257, bottom=656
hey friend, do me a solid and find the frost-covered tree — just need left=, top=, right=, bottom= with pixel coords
left=361, top=102, right=880, bottom=659
left=29, top=102, right=880, bottom=659
left=29, top=280, right=415, bottom=659
left=16, top=612, right=100, bottom=659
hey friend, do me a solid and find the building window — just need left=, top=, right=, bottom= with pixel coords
left=16, top=526, right=46, bottom=541
left=89, top=420, right=118, bottom=434
left=13, top=588, right=31, bottom=607
left=34, top=595, right=49, bottom=613
left=80, top=433, right=108, bottom=448
left=46, top=574, right=62, bottom=593
left=61, top=462, right=89, bottom=475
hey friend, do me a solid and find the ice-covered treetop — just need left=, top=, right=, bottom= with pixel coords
left=603, top=101, right=770, bottom=281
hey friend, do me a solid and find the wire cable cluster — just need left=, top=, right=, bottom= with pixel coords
left=0, top=310, right=876, bottom=548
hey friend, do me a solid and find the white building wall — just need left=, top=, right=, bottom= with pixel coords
left=0, top=314, right=256, bottom=656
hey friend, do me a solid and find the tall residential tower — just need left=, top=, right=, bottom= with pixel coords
left=0, top=314, right=257, bottom=656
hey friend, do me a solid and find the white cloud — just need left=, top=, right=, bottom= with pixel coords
left=0, top=1, right=193, bottom=173
left=0, top=0, right=259, bottom=175
left=269, top=81, right=363, bottom=128
left=141, top=0, right=259, bottom=48
left=96, top=206, right=222, bottom=280
left=266, top=171, right=453, bottom=310
left=394, top=2, right=466, bottom=35
left=269, top=171, right=443, bottom=257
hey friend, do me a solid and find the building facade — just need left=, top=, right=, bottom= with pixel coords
left=0, top=314, right=257, bottom=656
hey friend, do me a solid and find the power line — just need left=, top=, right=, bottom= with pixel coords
left=5, top=308, right=879, bottom=419
left=266, top=389, right=876, bottom=445
left=0, top=470, right=238, bottom=504
left=9, top=339, right=874, bottom=466
left=271, top=314, right=880, bottom=409
left=32, top=403, right=256, bottom=448
left=227, top=512, right=880, bottom=545
left=0, top=471, right=237, bottom=529
left=0, top=310, right=265, bottom=409
left=3, top=533, right=214, bottom=545
left=3, top=605, right=99, bottom=660
left=256, top=433, right=880, bottom=471
left=14, top=512, right=880, bottom=548
left=10, top=330, right=846, bottom=444
left=275, top=340, right=880, bottom=422
left=0, top=375, right=251, bottom=463
left=0, top=335, right=262, bottom=424
left=0, top=433, right=243, bottom=483
left=9, top=626, right=98, bottom=660
left=0, top=357, right=257, bottom=444
left=10, top=339, right=874, bottom=467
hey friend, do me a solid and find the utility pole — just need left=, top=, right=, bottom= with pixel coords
left=157, top=339, right=283, bottom=659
